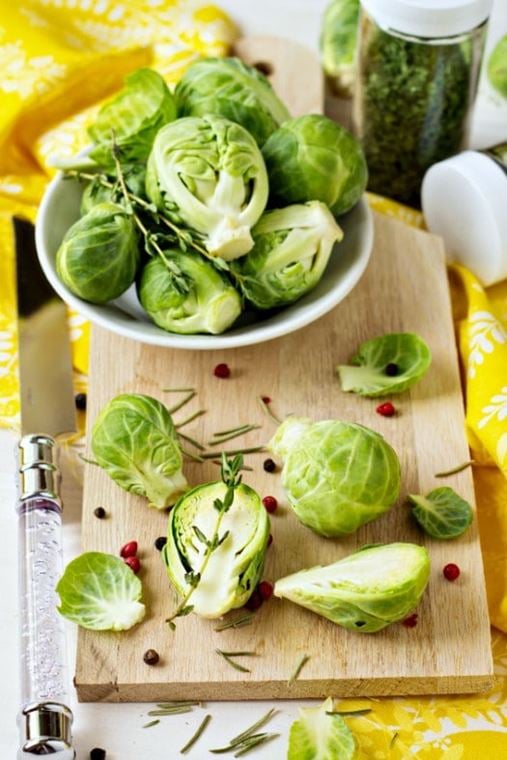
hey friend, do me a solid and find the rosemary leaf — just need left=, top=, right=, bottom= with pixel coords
left=168, top=390, right=197, bottom=415
left=211, top=460, right=254, bottom=472
left=326, top=708, right=372, bottom=717
left=288, top=654, right=310, bottom=686
left=200, top=447, right=265, bottom=460
left=163, top=387, right=196, bottom=393
left=209, top=425, right=261, bottom=446
left=213, top=424, right=257, bottom=437
left=218, top=651, right=257, bottom=657
left=142, top=719, right=160, bottom=728
left=147, top=707, right=193, bottom=716
left=78, top=454, right=100, bottom=466
left=216, top=649, right=253, bottom=673
left=156, top=701, right=200, bottom=709
left=214, top=613, right=255, bottom=632
left=390, top=732, right=399, bottom=748
left=228, top=708, right=277, bottom=746
left=180, top=714, right=212, bottom=754
left=234, top=734, right=280, bottom=757
left=257, top=396, right=281, bottom=424
left=178, top=432, right=206, bottom=451
left=435, top=460, right=475, bottom=477
left=176, top=409, right=206, bottom=429
left=181, top=447, right=205, bottom=463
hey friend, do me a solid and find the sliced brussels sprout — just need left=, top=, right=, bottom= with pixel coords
left=164, top=481, right=270, bottom=618
left=56, top=552, right=145, bottom=631
left=146, top=114, right=269, bottom=260
left=56, top=202, right=139, bottom=304
left=408, top=487, right=473, bottom=539
left=175, top=57, right=290, bottom=146
left=337, top=332, right=432, bottom=397
left=287, top=698, right=356, bottom=760
left=230, top=201, right=343, bottom=310
left=138, top=252, right=242, bottom=334
left=270, top=417, right=400, bottom=537
left=320, top=0, right=360, bottom=98
left=262, top=114, right=367, bottom=217
left=275, top=543, right=430, bottom=632
left=488, top=35, right=507, bottom=98
left=92, top=393, right=188, bottom=509
left=89, top=68, right=177, bottom=165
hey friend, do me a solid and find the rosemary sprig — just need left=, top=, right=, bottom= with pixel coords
left=435, top=460, right=475, bottom=477
left=216, top=649, right=256, bottom=673
left=176, top=409, right=207, bottom=429
left=214, top=613, right=255, bottom=632
left=180, top=714, right=212, bottom=754
left=209, top=425, right=260, bottom=446
left=200, top=446, right=265, bottom=460
left=142, top=719, right=160, bottom=728
left=166, top=453, right=244, bottom=629
left=288, top=654, right=310, bottom=686
left=257, top=396, right=281, bottom=424
left=167, top=390, right=197, bottom=415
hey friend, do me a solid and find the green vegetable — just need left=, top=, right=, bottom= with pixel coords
left=146, top=114, right=269, bottom=260
left=164, top=480, right=270, bottom=618
left=269, top=417, right=400, bottom=537
left=56, top=202, right=139, bottom=304
left=488, top=35, right=507, bottom=98
left=88, top=68, right=176, bottom=165
left=231, top=201, right=343, bottom=310
left=337, top=332, right=431, bottom=397
left=408, top=487, right=473, bottom=539
left=287, top=697, right=356, bottom=759
left=56, top=552, right=145, bottom=631
left=175, top=57, right=290, bottom=146
left=275, top=543, right=430, bottom=632
left=91, top=393, right=187, bottom=509
left=358, top=19, right=477, bottom=206
left=320, top=0, right=360, bottom=98
left=262, top=114, right=367, bottom=217
left=138, top=252, right=241, bottom=334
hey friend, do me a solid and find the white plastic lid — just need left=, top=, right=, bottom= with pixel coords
left=421, top=151, right=507, bottom=286
left=360, top=0, right=493, bottom=38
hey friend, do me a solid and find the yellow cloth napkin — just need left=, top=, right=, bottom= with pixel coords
left=1, top=4, right=506, bottom=757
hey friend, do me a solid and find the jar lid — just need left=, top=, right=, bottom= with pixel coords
left=360, top=0, right=492, bottom=38
left=421, top=151, right=507, bottom=286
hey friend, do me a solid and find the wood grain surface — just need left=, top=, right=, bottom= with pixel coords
left=76, top=212, right=493, bottom=701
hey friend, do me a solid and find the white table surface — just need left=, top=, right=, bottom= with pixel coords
left=1, top=1, right=506, bottom=758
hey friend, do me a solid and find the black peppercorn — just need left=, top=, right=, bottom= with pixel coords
left=75, top=392, right=87, bottom=411
left=385, top=363, right=399, bottom=376
left=90, top=749, right=106, bottom=760
left=143, top=649, right=160, bottom=666
left=263, top=458, right=277, bottom=473
left=155, top=536, right=167, bottom=551
left=93, top=507, right=106, bottom=519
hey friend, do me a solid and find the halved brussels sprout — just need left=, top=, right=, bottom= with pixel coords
left=408, top=487, right=473, bottom=539
left=146, top=114, right=269, bottom=260
left=275, top=543, right=430, bottom=632
left=488, top=35, right=507, bottom=98
left=262, top=114, right=367, bottom=217
left=320, top=0, right=360, bottom=98
left=175, top=57, right=290, bottom=146
left=138, top=252, right=242, bottom=334
left=56, top=202, right=139, bottom=304
left=337, top=332, right=432, bottom=397
left=92, top=393, right=188, bottom=509
left=89, top=68, right=177, bottom=165
left=230, top=201, right=343, bottom=310
left=270, top=417, right=400, bottom=537
left=164, top=481, right=270, bottom=618
left=288, top=698, right=355, bottom=760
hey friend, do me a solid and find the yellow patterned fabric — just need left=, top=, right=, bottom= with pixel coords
left=1, top=7, right=506, bottom=757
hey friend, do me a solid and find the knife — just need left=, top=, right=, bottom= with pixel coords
left=14, top=216, right=76, bottom=759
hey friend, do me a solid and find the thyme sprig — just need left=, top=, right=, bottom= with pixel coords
left=166, top=453, right=244, bottom=629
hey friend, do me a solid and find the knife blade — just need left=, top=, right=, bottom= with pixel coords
left=14, top=217, right=76, bottom=759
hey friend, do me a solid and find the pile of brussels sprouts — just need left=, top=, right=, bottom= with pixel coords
left=56, top=61, right=368, bottom=334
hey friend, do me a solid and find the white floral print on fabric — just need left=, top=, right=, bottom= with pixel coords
left=479, top=387, right=507, bottom=430
left=468, top=310, right=507, bottom=379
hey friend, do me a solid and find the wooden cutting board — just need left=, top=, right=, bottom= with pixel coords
left=76, top=38, right=493, bottom=702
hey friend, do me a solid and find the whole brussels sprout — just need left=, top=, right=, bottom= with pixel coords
left=164, top=480, right=270, bottom=618
left=175, top=57, right=290, bottom=146
left=56, top=202, right=139, bottom=304
left=138, top=252, right=242, bottom=334
left=269, top=417, right=401, bottom=537
left=320, top=0, right=360, bottom=98
left=262, top=114, right=367, bottom=216
left=146, top=115, right=269, bottom=260
left=275, top=543, right=430, bottom=632
left=92, top=393, right=188, bottom=509
left=231, top=201, right=343, bottom=310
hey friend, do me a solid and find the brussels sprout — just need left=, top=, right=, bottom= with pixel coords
left=287, top=698, right=355, bottom=760
left=408, top=487, right=473, bottom=539
left=146, top=115, right=269, bottom=260
left=488, top=35, right=507, bottom=98
left=56, top=552, right=145, bottom=631
left=56, top=202, right=139, bottom=304
left=80, top=179, right=115, bottom=215
left=164, top=481, right=270, bottom=618
left=275, top=543, right=430, bottom=632
left=269, top=417, right=400, bottom=537
left=320, top=0, right=360, bottom=98
left=92, top=393, right=188, bottom=509
left=262, top=114, right=367, bottom=217
left=230, top=202, right=343, bottom=310
left=337, top=332, right=432, bottom=397
left=138, top=252, right=242, bottom=334
left=175, top=57, right=290, bottom=146
left=89, top=68, right=177, bottom=165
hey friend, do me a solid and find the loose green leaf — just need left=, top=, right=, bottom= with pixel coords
left=408, top=487, right=473, bottom=539
left=143, top=719, right=160, bottom=728
left=337, top=332, right=431, bottom=397
left=488, top=35, right=507, bottom=98
left=180, top=714, right=212, bottom=754
left=56, top=552, right=145, bottom=631
left=287, top=697, right=355, bottom=759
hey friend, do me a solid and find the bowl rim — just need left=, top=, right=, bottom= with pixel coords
left=35, top=171, right=374, bottom=350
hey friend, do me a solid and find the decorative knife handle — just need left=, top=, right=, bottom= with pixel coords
left=17, top=435, right=75, bottom=759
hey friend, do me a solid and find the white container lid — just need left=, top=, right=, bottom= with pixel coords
left=421, top=151, right=507, bottom=286
left=360, top=0, right=493, bottom=38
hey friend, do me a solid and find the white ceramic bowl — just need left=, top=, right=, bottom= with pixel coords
left=36, top=173, right=373, bottom=350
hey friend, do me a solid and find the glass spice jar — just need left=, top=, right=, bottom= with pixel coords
left=354, top=0, right=492, bottom=207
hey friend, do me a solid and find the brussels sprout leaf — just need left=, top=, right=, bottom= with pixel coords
left=408, top=487, right=473, bottom=539
left=287, top=697, right=356, bottom=760
left=488, top=35, right=507, bottom=99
